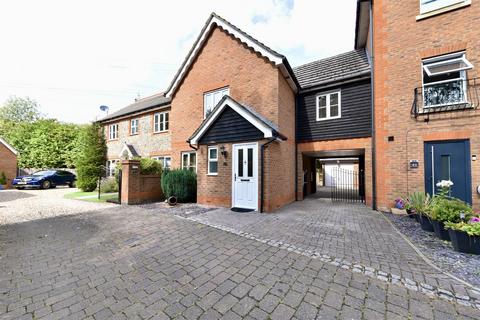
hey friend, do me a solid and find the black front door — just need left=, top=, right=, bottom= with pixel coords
left=424, top=140, right=472, bottom=204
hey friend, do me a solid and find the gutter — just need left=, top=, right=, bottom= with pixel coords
left=260, top=137, right=277, bottom=213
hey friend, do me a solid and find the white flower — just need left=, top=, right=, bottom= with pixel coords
left=436, top=180, right=454, bottom=188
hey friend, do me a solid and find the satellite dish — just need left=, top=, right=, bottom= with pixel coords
left=100, top=105, right=109, bottom=112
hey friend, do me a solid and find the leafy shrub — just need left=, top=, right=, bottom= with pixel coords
left=0, top=171, right=6, bottom=185
left=99, top=178, right=118, bottom=193
left=408, top=191, right=431, bottom=215
left=445, top=220, right=480, bottom=236
left=161, top=169, right=197, bottom=203
left=75, top=123, right=107, bottom=192
left=139, top=158, right=163, bottom=175
left=429, top=197, right=473, bottom=223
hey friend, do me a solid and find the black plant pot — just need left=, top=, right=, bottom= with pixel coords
left=448, top=229, right=480, bottom=255
left=431, top=220, right=450, bottom=241
left=419, top=215, right=434, bottom=232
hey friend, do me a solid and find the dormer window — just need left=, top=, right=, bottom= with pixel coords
left=204, top=87, right=229, bottom=118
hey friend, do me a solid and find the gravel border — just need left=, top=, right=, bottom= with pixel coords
left=384, top=212, right=480, bottom=287
left=137, top=202, right=217, bottom=217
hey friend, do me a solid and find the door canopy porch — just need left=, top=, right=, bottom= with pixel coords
left=188, top=95, right=286, bottom=145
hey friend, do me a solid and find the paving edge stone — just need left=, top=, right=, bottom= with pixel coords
left=179, top=216, right=480, bottom=310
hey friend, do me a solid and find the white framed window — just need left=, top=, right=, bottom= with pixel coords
left=204, top=87, right=229, bottom=118
left=152, top=156, right=171, bottom=170
left=154, top=111, right=169, bottom=133
left=422, top=52, right=473, bottom=108
left=316, top=91, right=341, bottom=121
left=182, top=152, right=197, bottom=172
left=420, top=0, right=468, bottom=14
left=207, top=147, right=218, bottom=175
left=106, top=159, right=119, bottom=177
left=108, top=124, right=119, bottom=140
left=130, top=119, right=139, bottom=135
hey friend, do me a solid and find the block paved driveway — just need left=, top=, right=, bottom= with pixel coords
left=1, top=200, right=480, bottom=319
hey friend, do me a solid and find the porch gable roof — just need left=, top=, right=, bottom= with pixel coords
left=188, top=95, right=286, bottom=145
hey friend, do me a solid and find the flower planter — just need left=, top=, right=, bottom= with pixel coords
left=448, top=229, right=480, bottom=255
left=431, top=220, right=450, bottom=241
left=419, top=215, right=434, bottom=232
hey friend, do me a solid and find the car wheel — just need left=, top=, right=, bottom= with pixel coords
left=41, top=180, right=51, bottom=189
left=16, top=187, right=25, bottom=190
left=68, top=181, right=76, bottom=188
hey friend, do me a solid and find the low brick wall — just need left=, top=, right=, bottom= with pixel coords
left=121, top=160, right=163, bottom=204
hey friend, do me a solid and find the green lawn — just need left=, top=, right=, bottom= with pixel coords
left=64, top=191, right=119, bottom=203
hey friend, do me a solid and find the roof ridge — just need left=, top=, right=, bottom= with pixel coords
left=293, top=49, right=366, bottom=71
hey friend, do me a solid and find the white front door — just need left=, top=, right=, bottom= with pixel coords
left=232, top=143, right=258, bottom=210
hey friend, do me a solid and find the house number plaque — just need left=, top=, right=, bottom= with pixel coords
left=409, top=160, right=419, bottom=169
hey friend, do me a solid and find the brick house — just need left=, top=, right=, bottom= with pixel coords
left=98, top=13, right=373, bottom=212
left=356, top=0, right=480, bottom=211
left=0, top=137, right=19, bottom=189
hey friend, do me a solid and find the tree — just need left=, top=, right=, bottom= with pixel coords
left=75, top=122, right=107, bottom=191
left=0, top=96, right=42, bottom=124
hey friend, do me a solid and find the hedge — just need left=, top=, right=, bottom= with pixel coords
left=161, top=169, right=197, bottom=203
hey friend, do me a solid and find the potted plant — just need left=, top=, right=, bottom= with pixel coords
left=392, top=198, right=407, bottom=215
left=0, top=171, right=7, bottom=190
left=445, top=217, right=480, bottom=255
left=409, top=191, right=432, bottom=230
left=429, top=197, right=473, bottom=241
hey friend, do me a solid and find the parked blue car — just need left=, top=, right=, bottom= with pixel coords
left=13, top=170, right=76, bottom=189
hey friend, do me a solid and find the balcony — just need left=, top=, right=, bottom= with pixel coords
left=411, top=78, right=479, bottom=118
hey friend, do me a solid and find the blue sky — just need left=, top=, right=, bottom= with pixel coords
left=0, top=0, right=357, bottom=123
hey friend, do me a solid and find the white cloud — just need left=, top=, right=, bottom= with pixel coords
left=0, top=0, right=357, bottom=123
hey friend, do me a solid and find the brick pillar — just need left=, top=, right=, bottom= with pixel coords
left=121, top=160, right=141, bottom=205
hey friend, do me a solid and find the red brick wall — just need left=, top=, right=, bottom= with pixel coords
left=173, top=26, right=296, bottom=211
left=373, top=0, right=480, bottom=210
left=0, top=143, right=17, bottom=188
left=121, top=160, right=163, bottom=204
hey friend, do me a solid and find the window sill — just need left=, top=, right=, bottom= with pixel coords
left=152, top=130, right=169, bottom=135
left=417, top=1, right=471, bottom=21
left=107, top=138, right=119, bottom=142
left=316, top=116, right=341, bottom=122
left=130, top=133, right=139, bottom=136
left=207, top=173, right=218, bottom=176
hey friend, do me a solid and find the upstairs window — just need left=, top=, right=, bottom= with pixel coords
left=420, top=0, right=468, bottom=14
left=316, top=91, right=341, bottom=121
left=182, top=152, right=197, bottom=172
left=152, top=156, right=171, bottom=170
left=109, top=124, right=119, bottom=140
left=154, top=111, right=169, bottom=133
left=130, top=119, right=139, bottom=135
left=204, top=87, right=229, bottom=118
left=422, top=52, right=473, bottom=107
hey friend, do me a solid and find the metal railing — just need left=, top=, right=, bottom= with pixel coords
left=330, top=168, right=365, bottom=203
left=411, top=78, right=479, bottom=118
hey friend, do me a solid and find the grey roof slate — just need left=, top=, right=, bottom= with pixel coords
left=293, top=49, right=370, bottom=89
left=98, top=93, right=171, bottom=122
left=126, top=144, right=139, bottom=158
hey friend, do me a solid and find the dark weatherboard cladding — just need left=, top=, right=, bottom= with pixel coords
left=296, top=79, right=372, bottom=142
left=199, top=106, right=264, bottom=144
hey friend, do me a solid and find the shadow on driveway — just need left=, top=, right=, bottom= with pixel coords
left=0, top=190, right=36, bottom=203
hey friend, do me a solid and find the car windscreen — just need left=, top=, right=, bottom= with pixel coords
left=32, top=171, right=56, bottom=176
